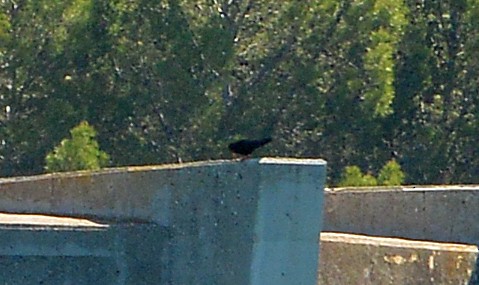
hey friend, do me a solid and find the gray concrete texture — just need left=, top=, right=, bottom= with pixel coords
left=0, top=158, right=327, bottom=285
left=0, top=214, right=166, bottom=284
left=323, top=186, right=479, bottom=245
left=319, top=232, right=478, bottom=285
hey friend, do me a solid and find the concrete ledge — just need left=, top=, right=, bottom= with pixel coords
left=319, top=232, right=478, bottom=285
left=0, top=213, right=108, bottom=228
left=328, top=185, right=479, bottom=192
left=324, top=186, right=479, bottom=244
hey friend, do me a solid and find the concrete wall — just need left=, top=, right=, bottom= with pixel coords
left=0, top=158, right=327, bottom=285
left=319, top=232, right=478, bottom=285
left=5, top=161, right=479, bottom=284
left=320, top=186, right=479, bottom=284
left=323, top=186, right=479, bottom=245
left=5, top=218, right=477, bottom=285
left=0, top=214, right=167, bottom=284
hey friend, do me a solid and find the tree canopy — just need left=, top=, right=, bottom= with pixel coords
left=45, top=121, right=109, bottom=172
left=0, top=0, right=478, bottom=185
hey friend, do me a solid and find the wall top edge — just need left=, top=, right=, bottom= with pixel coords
left=327, top=185, right=479, bottom=193
left=321, top=232, right=478, bottom=252
left=0, top=157, right=327, bottom=182
left=259, top=157, right=327, bottom=165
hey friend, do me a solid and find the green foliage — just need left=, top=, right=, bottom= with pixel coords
left=338, top=166, right=378, bottom=187
left=362, top=0, right=408, bottom=117
left=0, top=0, right=478, bottom=185
left=363, top=31, right=396, bottom=117
left=45, top=121, right=109, bottom=172
left=0, top=12, right=10, bottom=46
left=378, top=159, right=405, bottom=186
left=339, top=159, right=405, bottom=187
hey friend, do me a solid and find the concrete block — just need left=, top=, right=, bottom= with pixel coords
left=319, top=232, right=478, bottom=285
left=165, top=159, right=262, bottom=285
left=323, top=186, right=479, bottom=244
left=251, top=158, right=326, bottom=285
left=163, top=158, right=327, bottom=285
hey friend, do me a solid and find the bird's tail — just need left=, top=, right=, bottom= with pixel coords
left=259, top=137, right=272, bottom=146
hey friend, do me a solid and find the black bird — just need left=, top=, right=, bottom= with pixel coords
left=228, top=137, right=272, bottom=157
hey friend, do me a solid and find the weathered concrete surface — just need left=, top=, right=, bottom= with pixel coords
left=164, top=158, right=326, bottom=285
left=252, top=158, right=325, bottom=285
left=0, top=158, right=327, bottom=285
left=0, top=213, right=167, bottom=284
left=323, top=186, right=479, bottom=245
left=318, top=232, right=478, bottom=285
left=0, top=164, right=188, bottom=223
